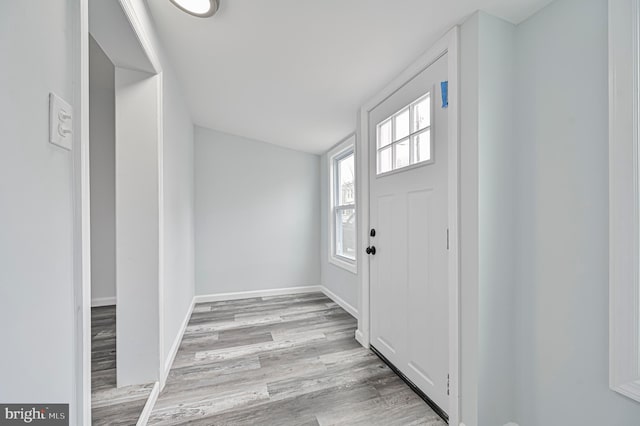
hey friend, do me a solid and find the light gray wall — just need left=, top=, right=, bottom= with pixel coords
left=320, top=151, right=359, bottom=311
left=514, top=0, right=640, bottom=424
left=477, top=13, right=517, bottom=426
left=459, top=13, right=480, bottom=425
left=195, top=127, right=321, bottom=295
left=115, top=67, right=161, bottom=386
left=89, top=36, right=116, bottom=306
left=161, top=67, right=195, bottom=362
left=458, top=12, right=523, bottom=426
left=93, top=0, right=196, bottom=383
left=0, top=0, right=76, bottom=412
left=125, top=0, right=196, bottom=369
left=458, top=6, right=640, bottom=424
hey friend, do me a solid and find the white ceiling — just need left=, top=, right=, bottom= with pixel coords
left=147, top=0, right=552, bottom=154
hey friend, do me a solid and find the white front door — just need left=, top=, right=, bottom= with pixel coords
left=369, top=53, right=449, bottom=413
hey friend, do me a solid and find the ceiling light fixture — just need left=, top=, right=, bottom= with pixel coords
left=170, top=0, right=219, bottom=17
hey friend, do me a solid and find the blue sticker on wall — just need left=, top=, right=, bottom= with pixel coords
left=441, top=81, right=449, bottom=108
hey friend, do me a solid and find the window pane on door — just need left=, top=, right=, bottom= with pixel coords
left=375, top=90, right=432, bottom=175
left=336, top=208, right=356, bottom=260
left=337, top=153, right=355, bottom=205
left=378, top=120, right=392, bottom=148
left=412, top=129, right=431, bottom=163
left=394, top=139, right=410, bottom=169
left=394, top=108, right=410, bottom=141
left=412, top=95, right=430, bottom=132
left=378, top=146, right=392, bottom=174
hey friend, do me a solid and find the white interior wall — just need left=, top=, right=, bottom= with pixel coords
left=459, top=12, right=521, bottom=426
left=115, top=67, right=161, bottom=386
left=161, top=71, right=195, bottom=363
left=89, top=36, right=117, bottom=306
left=477, top=13, right=518, bottom=426
left=128, top=0, right=197, bottom=368
left=320, top=150, right=359, bottom=312
left=514, top=0, right=640, bottom=423
left=195, top=127, right=321, bottom=295
left=97, top=0, right=196, bottom=373
left=0, top=0, right=76, bottom=410
left=459, top=14, right=481, bottom=425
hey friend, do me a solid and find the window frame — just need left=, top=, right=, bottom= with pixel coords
left=375, top=91, right=434, bottom=176
left=328, top=135, right=357, bottom=274
left=609, top=0, right=640, bottom=404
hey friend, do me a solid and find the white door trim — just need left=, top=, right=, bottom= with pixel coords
left=356, top=27, right=460, bottom=425
left=74, top=0, right=164, bottom=422
left=72, top=0, right=90, bottom=424
left=609, top=0, right=640, bottom=404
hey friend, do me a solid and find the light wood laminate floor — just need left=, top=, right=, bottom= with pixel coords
left=91, top=305, right=153, bottom=426
left=148, top=292, right=446, bottom=425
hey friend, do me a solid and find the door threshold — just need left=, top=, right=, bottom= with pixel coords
left=370, top=345, right=449, bottom=424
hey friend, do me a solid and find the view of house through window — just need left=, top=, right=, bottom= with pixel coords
left=334, top=149, right=356, bottom=262
left=376, top=92, right=433, bottom=175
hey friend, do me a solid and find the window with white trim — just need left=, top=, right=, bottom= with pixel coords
left=329, top=137, right=357, bottom=273
left=376, top=92, right=433, bottom=175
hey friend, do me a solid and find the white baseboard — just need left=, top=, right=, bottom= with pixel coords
left=136, top=381, right=160, bottom=426
left=91, top=296, right=116, bottom=307
left=194, top=285, right=323, bottom=303
left=194, top=286, right=359, bottom=318
left=355, top=329, right=368, bottom=348
left=318, top=285, right=358, bottom=319
left=160, top=297, right=195, bottom=389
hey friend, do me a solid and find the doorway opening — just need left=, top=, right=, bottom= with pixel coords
left=85, top=0, right=164, bottom=423
left=88, top=34, right=157, bottom=424
left=357, top=28, right=460, bottom=426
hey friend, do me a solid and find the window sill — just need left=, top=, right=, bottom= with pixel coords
left=329, top=255, right=357, bottom=275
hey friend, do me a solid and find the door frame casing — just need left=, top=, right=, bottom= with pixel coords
left=73, top=0, right=165, bottom=423
left=71, top=0, right=90, bottom=423
left=356, top=27, right=460, bottom=425
left=609, top=0, right=640, bottom=404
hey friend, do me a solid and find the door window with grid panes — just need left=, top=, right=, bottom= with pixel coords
left=376, top=92, right=433, bottom=175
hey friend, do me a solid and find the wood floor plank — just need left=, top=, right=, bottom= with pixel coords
left=91, top=305, right=153, bottom=426
left=148, top=292, right=447, bottom=425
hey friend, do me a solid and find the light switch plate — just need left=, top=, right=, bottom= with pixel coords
left=49, top=92, right=73, bottom=150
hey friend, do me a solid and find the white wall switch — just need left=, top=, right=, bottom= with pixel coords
left=49, top=92, right=73, bottom=150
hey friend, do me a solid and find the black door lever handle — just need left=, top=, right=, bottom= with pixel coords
left=366, top=246, right=376, bottom=255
